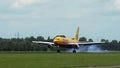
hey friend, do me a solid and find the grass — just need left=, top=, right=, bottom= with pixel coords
left=0, top=53, right=120, bottom=68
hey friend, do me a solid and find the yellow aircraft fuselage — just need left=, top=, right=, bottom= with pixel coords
left=53, top=37, right=78, bottom=46
left=53, top=27, right=79, bottom=47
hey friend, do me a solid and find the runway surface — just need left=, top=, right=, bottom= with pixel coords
left=0, top=51, right=119, bottom=54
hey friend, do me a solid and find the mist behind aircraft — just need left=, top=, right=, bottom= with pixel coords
left=66, top=45, right=108, bottom=53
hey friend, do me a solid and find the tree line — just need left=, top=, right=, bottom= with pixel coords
left=0, top=36, right=120, bottom=51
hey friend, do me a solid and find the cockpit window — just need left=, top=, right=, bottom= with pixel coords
left=56, top=38, right=60, bottom=40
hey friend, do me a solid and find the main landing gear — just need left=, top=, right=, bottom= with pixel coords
left=73, top=49, right=77, bottom=53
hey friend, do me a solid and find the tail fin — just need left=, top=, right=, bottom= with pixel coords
left=74, top=27, right=79, bottom=40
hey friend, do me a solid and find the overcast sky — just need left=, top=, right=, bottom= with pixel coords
left=0, top=0, right=120, bottom=41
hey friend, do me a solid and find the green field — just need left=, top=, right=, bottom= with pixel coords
left=0, top=53, right=120, bottom=68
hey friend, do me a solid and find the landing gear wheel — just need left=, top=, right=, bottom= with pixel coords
left=57, top=50, right=60, bottom=53
left=73, top=50, right=76, bottom=53
left=57, top=46, right=60, bottom=53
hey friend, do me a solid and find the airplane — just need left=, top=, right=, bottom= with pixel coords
left=32, top=27, right=104, bottom=53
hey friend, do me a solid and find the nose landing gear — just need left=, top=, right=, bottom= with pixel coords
left=57, top=49, right=60, bottom=53
left=57, top=46, right=61, bottom=53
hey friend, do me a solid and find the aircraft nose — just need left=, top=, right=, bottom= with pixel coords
left=53, top=40, right=58, bottom=43
left=53, top=37, right=61, bottom=44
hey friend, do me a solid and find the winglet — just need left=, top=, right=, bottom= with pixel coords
left=74, top=27, right=79, bottom=40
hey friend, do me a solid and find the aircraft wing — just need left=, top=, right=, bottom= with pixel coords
left=32, top=41, right=54, bottom=46
left=78, top=42, right=104, bottom=45
left=68, top=42, right=104, bottom=45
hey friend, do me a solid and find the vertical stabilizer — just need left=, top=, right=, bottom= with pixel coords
left=74, top=27, right=79, bottom=40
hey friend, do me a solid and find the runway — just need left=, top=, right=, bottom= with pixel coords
left=0, top=51, right=119, bottom=54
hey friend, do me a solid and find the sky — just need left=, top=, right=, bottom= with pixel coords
left=0, top=0, right=120, bottom=41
